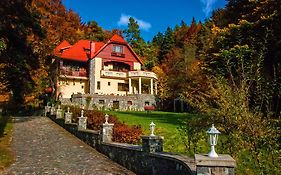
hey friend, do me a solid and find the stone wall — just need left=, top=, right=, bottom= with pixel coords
left=63, top=93, right=156, bottom=111
left=48, top=115, right=196, bottom=175
left=48, top=111, right=236, bottom=175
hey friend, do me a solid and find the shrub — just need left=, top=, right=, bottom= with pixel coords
left=66, top=106, right=142, bottom=144
left=113, top=123, right=142, bottom=144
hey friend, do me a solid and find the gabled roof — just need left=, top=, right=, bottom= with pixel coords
left=53, top=40, right=71, bottom=55
left=110, top=34, right=128, bottom=44
left=54, top=40, right=105, bottom=62
left=60, top=41, right=89, bottom=62
left=90, top=35, right=144, bottom=65
left=53, top=34, right=143, bottom=65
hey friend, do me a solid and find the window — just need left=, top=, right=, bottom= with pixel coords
left=108, top=82, right=111, bottom=86
left=145, top=101, right=150, bottom=106
left=118, top=83, right=128, bottom=91
left=127, top=101, right=132, bottom=106
left=97, top=81, right=100, bottom=90
left=99, top=100, right=105, bottom=104
left=113, top=45, right=123, bottom=53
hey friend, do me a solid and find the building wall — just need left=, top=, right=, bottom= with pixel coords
left=58, top=78, right=89, bottom=98
left=69, top=94, right=156, bottom=111
left=133, top=62, right=141, bottom=70
left=90, top=57, right=128, bottom=95
left=96, top=43, right=140, bottom=65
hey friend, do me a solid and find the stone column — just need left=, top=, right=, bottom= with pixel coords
left=78, top=110, right=87, bottom=130
left=150, top=79, right=153, bottom=95
left=44, top=105, right=51, bottom=116
left=50, top=104, right=56, bottom=116
left=195, top=154, right=236, bottom=175
left=155, top=82, right=158, bottom=95
left=100, top=123, right=114, bottom=142
left=138, top=77, right=142, bottom=94
left=89, top=59, right=96, bottom=94
left=56, top=105, right=63, bottom=119
left=64, top=107, right=73, bottom=124
left=141, top=136, right=164, bottom=153
left=129, top=78, right=132, bottom=94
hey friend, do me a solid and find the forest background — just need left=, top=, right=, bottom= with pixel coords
left=0, top=0, right=280, bottom=174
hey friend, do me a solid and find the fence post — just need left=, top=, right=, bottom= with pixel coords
left=65, top=107, right=73, bottom=124
left=100, top=114, right=114, bottom=142
left=78, top=110, right=87, bottom=130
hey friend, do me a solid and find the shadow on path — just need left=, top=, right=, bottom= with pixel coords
left=2, top=116, right=135, bottom=175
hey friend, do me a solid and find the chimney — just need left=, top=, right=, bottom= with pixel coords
left=90, top=41, right=95, bottom=58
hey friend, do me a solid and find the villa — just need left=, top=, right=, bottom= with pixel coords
left=53, top=34, right=158, bottom=110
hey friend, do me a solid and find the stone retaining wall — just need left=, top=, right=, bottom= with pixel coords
left=48, top=112, right=236, bottom=175
left=49, top=115, right=195, bottom=175
left=62, top=94, right=156, bottom=111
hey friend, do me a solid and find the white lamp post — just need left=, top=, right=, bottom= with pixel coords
left=150, top=122, right=155, bottom=136
left=81, top=110, right=84, bottom=117
left=105, top=114, right=109, bottom=124
left=207, top=124, right=221, bottom=158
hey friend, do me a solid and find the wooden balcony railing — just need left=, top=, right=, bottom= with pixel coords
left=60, top=69, right=87, bottom=77
left=111, top=52, right=125, bottom=58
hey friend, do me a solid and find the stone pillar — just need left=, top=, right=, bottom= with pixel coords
left=64, top=107, right=73, bottom=124
left=129, top=78, right=132, bottom=94
left=138, top=77, right=142, bottom=94
left=50, top=104, right=56, bottom=116
left=78, top=110, right=87, bottom=130
left=89, top=59, right=96, bottom=94
left=100, top=123, right=114, bottom=142
left=44, top=105, right=51, bottom=116
left=195, top=154, right=236, bottom=175
left=56, top=105, right=63, bottom=119
left=150, top=79, right=153, bottom=95
left=141, top=136, right=164, bottom=153
left=155, top=82, right=158, bottom=95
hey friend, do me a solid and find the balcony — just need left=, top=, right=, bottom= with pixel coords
left=111, top=52, right=125, bottom=58
left=128, top=71, right=158, bottom=79
left=101, top=70, right=127, bottom=79
left=60, top=67, right=88, bottom=79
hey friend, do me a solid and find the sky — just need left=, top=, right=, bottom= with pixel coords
left=62, top=0, right=227, bottom=41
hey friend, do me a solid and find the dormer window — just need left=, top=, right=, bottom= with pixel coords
left=112, top=45, right=125, bottom=58
left=113, top=45, right=123, bottom=53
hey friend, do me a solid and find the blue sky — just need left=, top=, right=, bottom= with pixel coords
left=62, top=0, right=227, bottom=41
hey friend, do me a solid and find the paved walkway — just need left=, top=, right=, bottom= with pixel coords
left=2, top=116, right=135, bottom=175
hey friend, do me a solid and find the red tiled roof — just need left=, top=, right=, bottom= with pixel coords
left=110, top=34, right=127, bottom=44
left=54, top=40, right=105, bottom=62
left=60, top=42, right=89, bottom=62
left=53, top=40, right=71, bottom=55
left=53, top=35, right=143, bottom=64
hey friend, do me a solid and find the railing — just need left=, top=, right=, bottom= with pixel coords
left=111, top=52, right=125, bottom=58
left=128, top=71, right=158, bottom=79
left=60, top=68, right=87, bottom=78
left=101, top=70, right=127, bottom=79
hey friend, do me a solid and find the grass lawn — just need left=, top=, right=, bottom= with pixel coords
left=0, top=115, right=13, bottom=171
left=107, top=110, right=201, bottom=154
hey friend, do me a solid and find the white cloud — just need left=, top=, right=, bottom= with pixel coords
left=200, top=0, right=218, bottom=16
left=117, top=14, right=151, bottom=31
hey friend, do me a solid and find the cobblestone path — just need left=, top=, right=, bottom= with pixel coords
left=2, top=116, right=135, bottom=175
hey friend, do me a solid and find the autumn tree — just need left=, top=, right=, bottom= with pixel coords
left=0, top=0, right=44, bottom=105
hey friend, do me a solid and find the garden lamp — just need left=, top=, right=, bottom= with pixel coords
left=67, top=107, right=70, bottom=113
left=81, top=110, right=84, bottom=117
left=105, top=114, right=109, bottom=124
left=207, top=124, right=221, bottom=158
left=150, top=122, right=156, bottom=136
